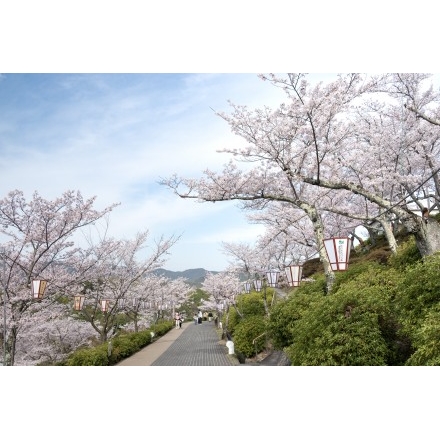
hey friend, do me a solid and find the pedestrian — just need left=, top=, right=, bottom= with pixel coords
left=179, top=315, right=183, bottom=328
left=193, top=313, right=198, bottom=325
left=175, top=312, right=180, bottom=329
left=198, top=309, right=203, bottom=324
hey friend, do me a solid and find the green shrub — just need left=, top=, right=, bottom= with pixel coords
left=65, top=345, right=109, bottom=366
left=296, top=274, right=327, bottom=296
left=394, top=253, right=440, bottom=336
left=223, top=293, right=266, bottom=336
left=392, top=253, right=440, bottom=364
left=108, top=331, right=152, bottom=364
left=268, top=291, right=320, bottom=350
left=405, top=307, right=440, bottom=365
left=149, top=320, right=174, bottom=337
left=238, top=292, right=266, bottom=317
left=284, top=266, right=400, bottom=365
left=233, top=315, right=267, bottom=359
left=389, top=236, right=422, bottom=269
left=63, top=321, right=174, bottom=366
left=225, top=306, right=241, bottom=335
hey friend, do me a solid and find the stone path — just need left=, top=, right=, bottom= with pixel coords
left=151, top=320, right=234, bottom=366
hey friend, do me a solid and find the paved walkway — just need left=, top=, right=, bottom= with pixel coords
left=116, top=320, right=236, bottom=366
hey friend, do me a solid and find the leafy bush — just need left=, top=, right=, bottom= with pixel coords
left=62, top=320, right=174, bottom=366
left=64, top=345, right=109, bottom=366
left=233, top=315, right=267, bottom=358
left=223, top=292, right=266, bottom=335
left=388, top=236, right=422, bottom=269
left=394, top=253, right=440, bottom=334
left=405, top=307, right=440, bottom=365
left=237, top=292, right=266, bottom=316
left=297, top=274, right=327, bottom=296
left=224, top=306, right=241, bottom=335
left=392, top=253, right=440, bottom=364
left=284, top=265, right=400, bottom=365
left=108, top=331, right=152, bottom=364
left=268, top=291, right=321, bottom=350
left=149, top=320, right=174, bottom=337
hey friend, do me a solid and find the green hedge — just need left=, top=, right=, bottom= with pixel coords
left=60, top=320, right=174, bottom=366
left=233, top=315, right=267, bottom=358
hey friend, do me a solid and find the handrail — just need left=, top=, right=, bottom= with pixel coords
left=252, top=332, right=267, bottom=357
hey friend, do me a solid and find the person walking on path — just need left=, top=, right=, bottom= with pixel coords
left=198, top=309, right=203, bottom=324
left=175, top=312, right=180, bottom=329
left=193, top=313, right=198, bottom=325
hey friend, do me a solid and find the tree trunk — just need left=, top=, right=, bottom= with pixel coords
left=378, top=218, right=398, bottom=254
left=301, top=202, right=335, bottom=293
left=9, top=327, right=17, bottom=366
left=100, top=330, right=107, bottom=343
left=414, top=217, right=440, bottom=257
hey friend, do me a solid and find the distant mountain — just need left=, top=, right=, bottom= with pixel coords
left=153, top=268, right=219, bottom=287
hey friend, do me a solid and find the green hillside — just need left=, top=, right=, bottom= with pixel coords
left=265, top=233, right=440, bottom=366
left=221, top=232, right=440, bottom=366
left=154, top=268, right=218, bottom=287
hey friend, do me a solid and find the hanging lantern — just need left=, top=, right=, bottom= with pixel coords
left=253, top=279, right=263, bottom=292
left=101, top=299, right=109, bottom=313
left=323, top=236, right=352, bottom=271
left=31, top=279, right=48, bottom=300
left=285, top=264, right=303, bottom=287
left=73, top=295, right=85, bottom=311
left=244, top=281, right=252, bottom=293
left=266, top=270, right=280, bottom=287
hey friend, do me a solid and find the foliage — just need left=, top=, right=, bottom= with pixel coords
left=225, top=291, right=269, bottom=337
left=283, top=265, right=401, bottom=365
left=388, top=236, right=422, bottom=270
left=233, top=315, right=267, bottom=358
left=331, top=261, right=381, bottom=293
left=295, top=274, right=327, bottom=296
left=392, top=253, right=440, bottom=365
left=149, top=320, right=174, bottom=337
left=237, top=292, right=266, bottom=317
left=225, top=306, right=241, bottom=335
left=63, top=344, right=110, bottom=366
left=267, top=291, right=320, bottom=350
left=405, top=307, right=440, bottom=366
left=60, top=320, right=173, bottom=366
left=180, top=288, right=209, bottom=317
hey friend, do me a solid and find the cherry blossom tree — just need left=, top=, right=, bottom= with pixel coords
left=275, top=73, right=440, bottom=256
left=160, top=74, right=371, bottom=289
left=161, top=73, right=440, bottom=292
left=69, top=230, right=181, bottom=342
left=201, top=271, right=242, bottom=332
left=0, top=190, right=118, bottom=365
left=16, top=315, right=96, bottom=366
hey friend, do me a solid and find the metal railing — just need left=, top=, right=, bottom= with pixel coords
left=252, top=332, right=268, bottom=358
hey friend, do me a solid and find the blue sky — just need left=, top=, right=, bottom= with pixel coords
left=0, top=73, right=291, bottom=271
